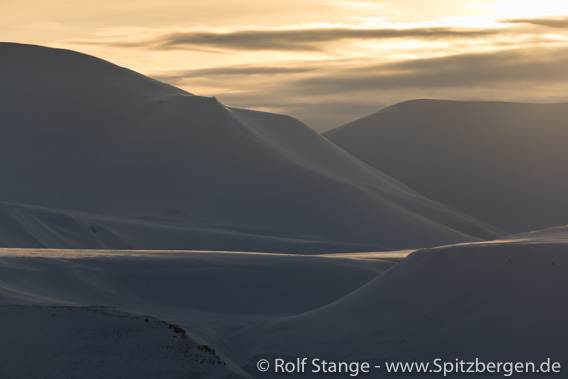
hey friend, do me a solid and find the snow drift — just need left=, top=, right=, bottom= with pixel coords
left=0, top=305, right=240, bottom=378
left=325, top=99, right=568, bottom=234
left=0, top=44, right=500, bottom=251
left=1, top=228, right=566, bottom=377
left=0, top=248, right=392, bottom=377
left=232, top=234, right=568, bottom=377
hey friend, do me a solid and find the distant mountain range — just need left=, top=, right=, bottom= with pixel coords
left=325, top=99, right=568, bottom=233
left=0, top=43, right=500, bottom=252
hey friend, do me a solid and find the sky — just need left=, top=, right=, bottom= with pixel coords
left=3, top=0, right=568, bottom=131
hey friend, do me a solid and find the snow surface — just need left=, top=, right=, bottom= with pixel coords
left=0, top=305, right=240, bottom=378
left=0, top=248, right=394, bottom=377
left=0, top=43, right=501, bottom=252
left=1, top=229, right=566, bottom=377
left=324, top=99, right=568, bottom=234
left=1, top=43, right=564, bottom=378
left=232, top=234, right=568, bottom=377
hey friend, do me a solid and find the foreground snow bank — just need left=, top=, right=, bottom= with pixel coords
left=0, top=305, right=242, bottom=378
left=0, top=228, right=566, bottom=377
left=233, top=239, right=568, bottom=377
left=0, top=248, right=392, bottom=377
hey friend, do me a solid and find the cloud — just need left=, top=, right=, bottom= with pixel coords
left=66, top=26, right=498, bottom=52
left=146, top=46, right=568, bottom=130
left=152, top=65, right=317, bottom=82
left=158, top=27, right=498, bottom=51
left=57, top=22, right=568, bottom=131
left=499, top=16, right=568, bottom=28
left=290, top=47, right=568, bottom=94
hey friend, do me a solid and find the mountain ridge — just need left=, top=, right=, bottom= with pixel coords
left=0, top=43, right=501, bottom=251
left=325, top=98, right=568, bottom=233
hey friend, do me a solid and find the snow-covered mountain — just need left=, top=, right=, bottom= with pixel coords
left=0, top=44, right=501, bottom=251
left=324, top=99, right=568, bottom=234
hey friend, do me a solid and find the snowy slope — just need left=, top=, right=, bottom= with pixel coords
left=324, top=99, right=568, bottom=234
left=0, top=44, right=501, bottom=251
left=0, top=200, right=387, bottom=253
left=0, top=305, right=242, bottom=378
left=0, top=248, right=392, bottom=377
left=232, top=236, right=568, bottom=377
left=0, top=235, right=566, bottom=377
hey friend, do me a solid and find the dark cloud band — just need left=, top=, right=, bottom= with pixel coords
left=291, top=48, right=568, bottom=94
left=67, top=26, right=498, bottom=52
left=499, top=16, right=568, bottom=28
